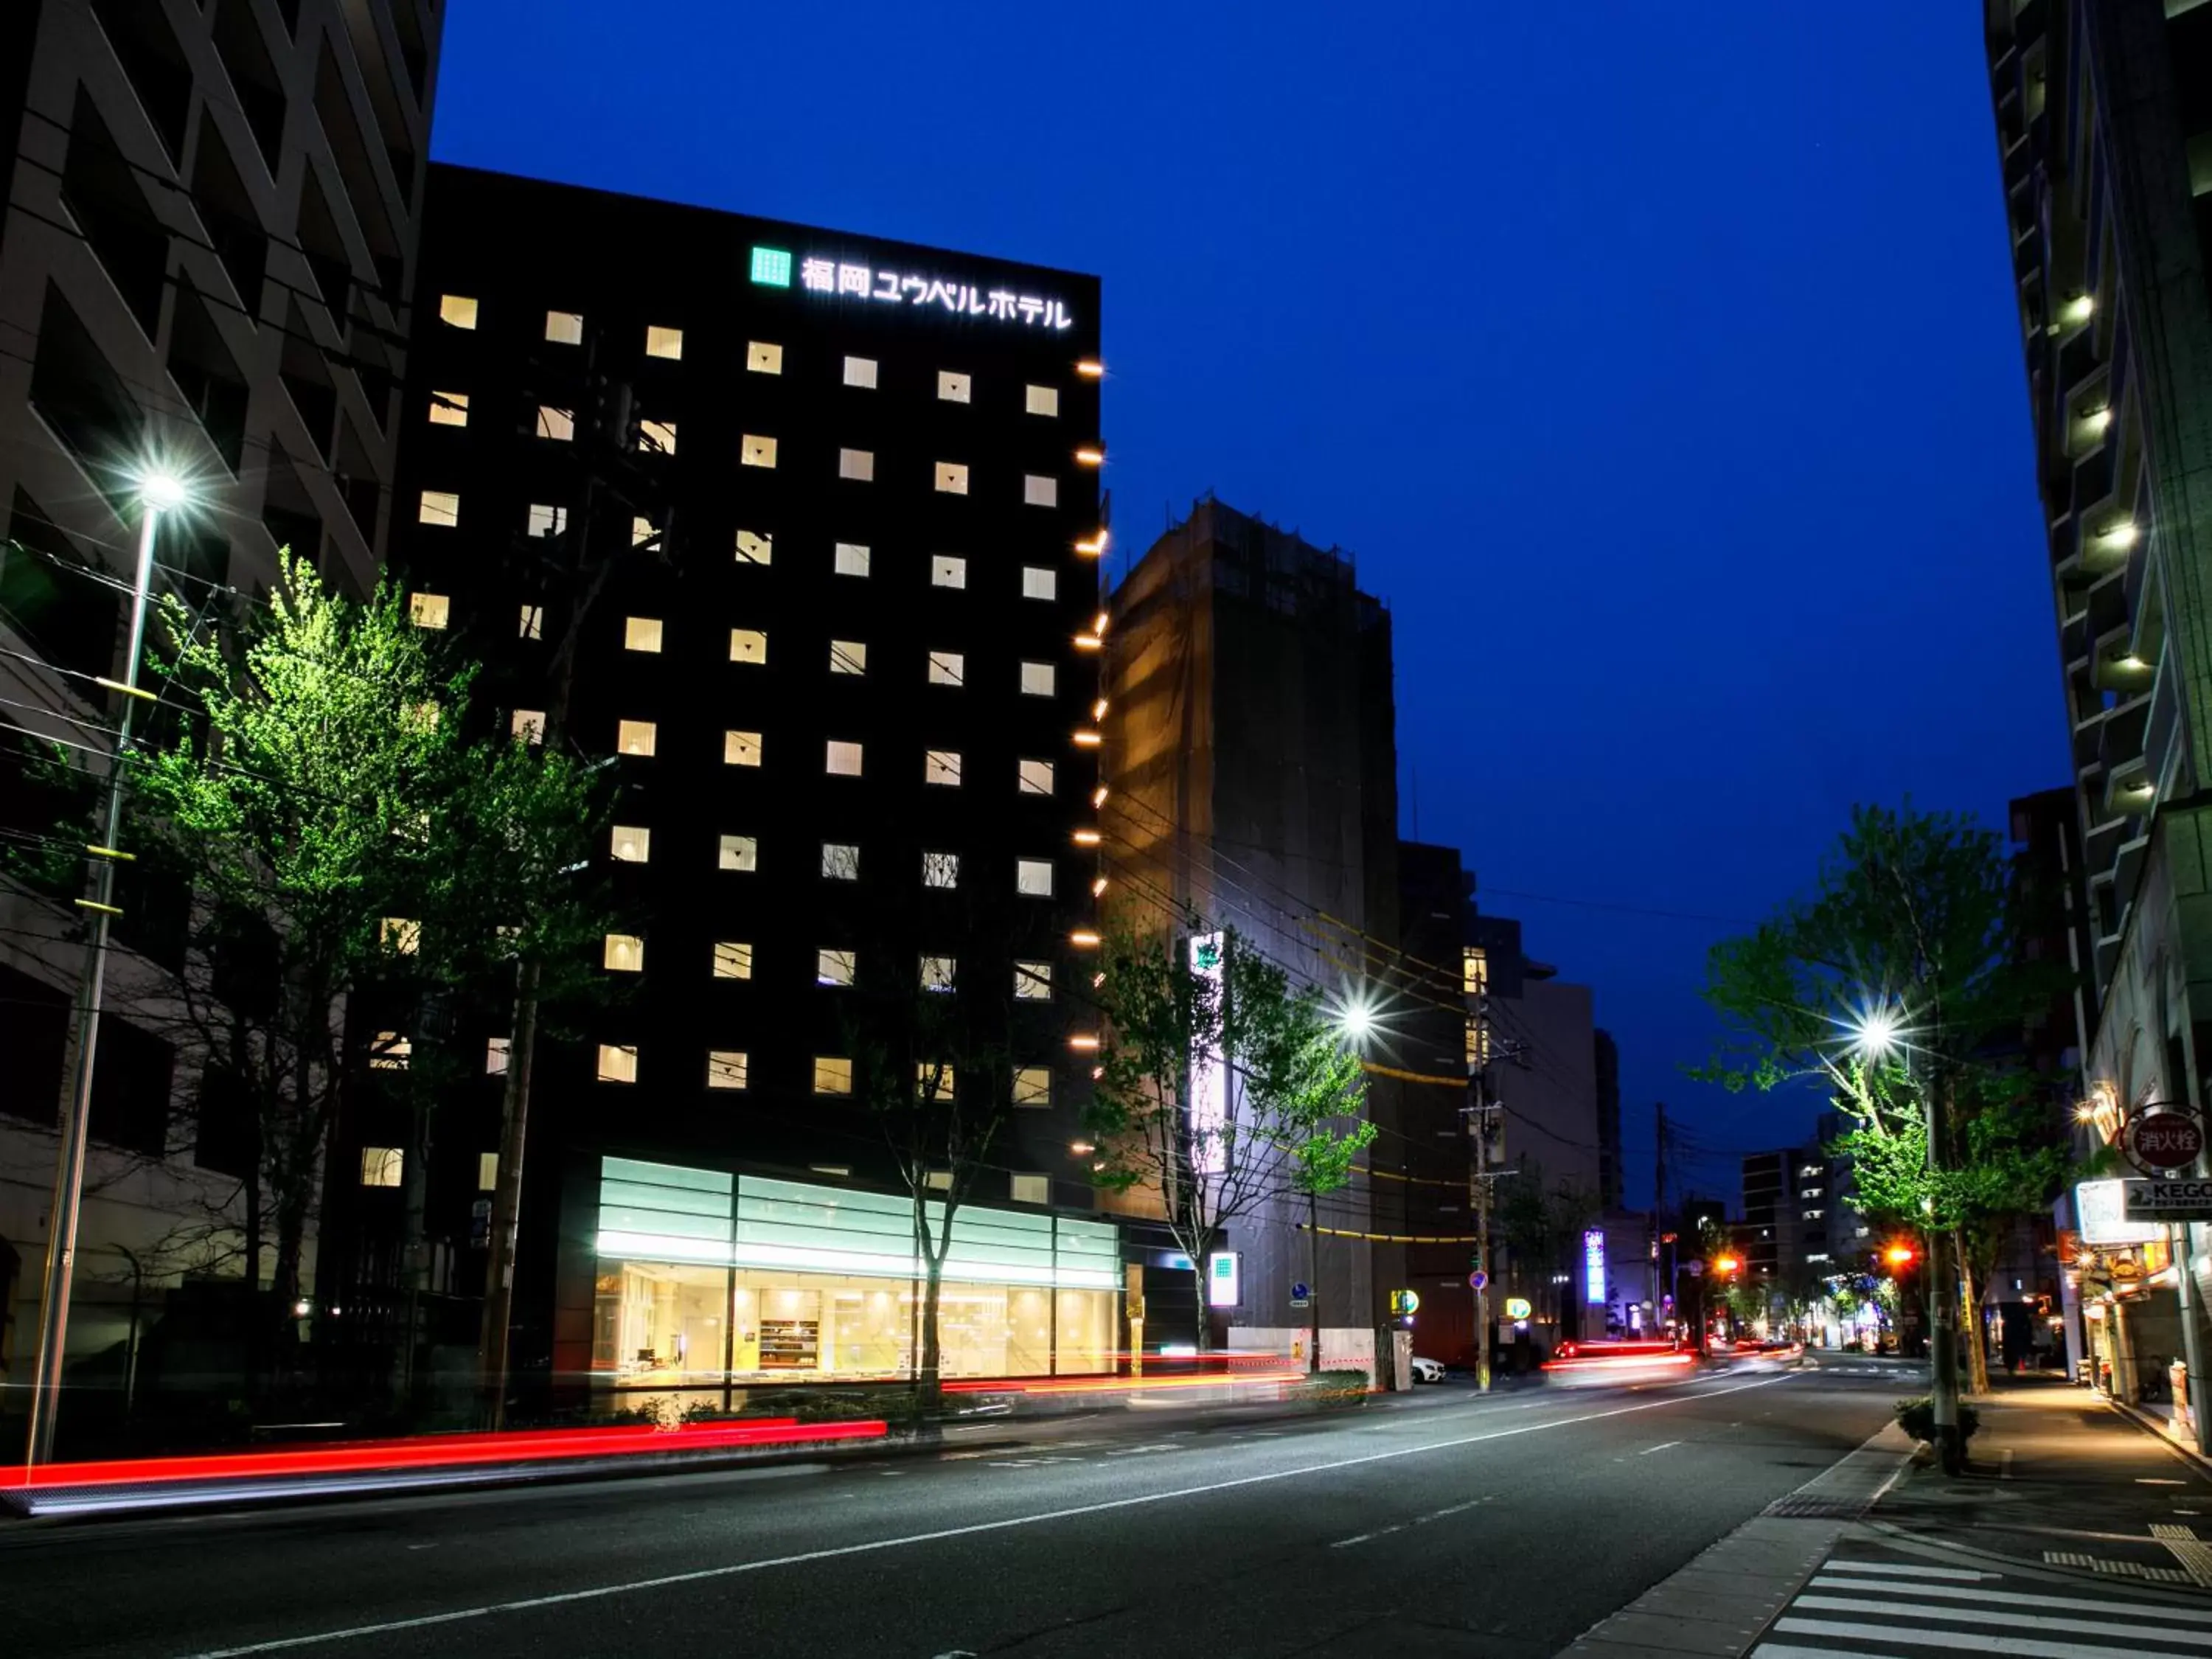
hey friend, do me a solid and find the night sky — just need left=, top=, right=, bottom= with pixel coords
left=431, top=3, right=2065, bottom=1209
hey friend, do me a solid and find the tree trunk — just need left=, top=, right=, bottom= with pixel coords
left=395, top=1090, right=432, bottom=1411
left=919, top=1251, right=945, bottom=1411
left=1192, top=1261, right=1210, bottom=1353
left=1957, top=1237, right=1991, bottom=1394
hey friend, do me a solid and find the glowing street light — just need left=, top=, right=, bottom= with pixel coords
left=1882, top=1242, right=1918, bottom=1270
left=1850, top=1003, right=1903, bottom=1060
left=27, top=462, right=195, bottom=1465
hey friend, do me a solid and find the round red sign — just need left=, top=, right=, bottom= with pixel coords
left=2128, top=1112, right=2206, bottom=1172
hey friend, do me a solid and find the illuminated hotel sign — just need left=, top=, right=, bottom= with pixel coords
left=1583, top=1228, right=1607, bottom=1306
left=751, top=243, right=1076, bottom=330
left=1189, top=933, right=1227, bottom=1173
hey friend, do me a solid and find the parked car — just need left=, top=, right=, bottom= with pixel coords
left=1410, top=1356, right=1446, bottom=1383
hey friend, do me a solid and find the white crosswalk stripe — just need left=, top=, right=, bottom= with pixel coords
left=1751, top=1554, right=2212, bottom=1659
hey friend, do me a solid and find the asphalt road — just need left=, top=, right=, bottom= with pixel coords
left=0, top=1363, right=1912, bottom=1659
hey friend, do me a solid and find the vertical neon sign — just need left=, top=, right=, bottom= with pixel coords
left=1583, top=1228, right=1607, bottom=1306
left=1190, top=933, right=1226, bottom=1174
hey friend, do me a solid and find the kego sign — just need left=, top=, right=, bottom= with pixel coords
left=2127, top=1112, right=2205, bottom=1173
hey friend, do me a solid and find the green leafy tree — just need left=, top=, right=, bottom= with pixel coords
left=1699, top=803, right=2070, bottom=1397
left=1086, top=922, right=1374, bottom=1351
left=94, top=552, right=605, bottom=1395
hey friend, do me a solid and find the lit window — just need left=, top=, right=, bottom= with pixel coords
left=742, top=434, right=778, bottom=468
left=830, top=639, right=866, bottom=675
left=723, top=730, right=762, bottom=766
left=603, top=933, right=644, bottom=973
left=1013, top=1067, right=1051, bottom=1106
left=511, top=709, right=545, bottom=745
left=920, top=955, right=957, bottom=993
left=817, top=949, right=856, bottom=987
left=544, top=310, right=582, bottom=344
left=419, top=490, right=459, bottom=526
left=645, top=324, right=684, bottom=360
left=938, top=371, right=971, bottom=404
left=834, top=542, right=871, bottom=577
left=369, top=1032, right=411, bottom=1071
left=625, top=616, right=664, bottom=653
left=718, top=834, right=758, bottom=871
left=747, top=341, right=783, bottom=374
left=380, top=917, right=420, bottom=955
left=813, top=1057, right=854, bottom=1095
left=408, top=593, right=451, bottom=629
left=428, top=391, right=467, bottom=427
left=597, top=1044, right=639, bottom=1083
left=631, top=517, right=656, bottom=549
left=935, top=462, right=970, bottom=495
left=917, top=1063, right=956, bottom=1101
left=822, top=843, right=860, bottom=881
left=1019, top=661, right=1056, bottom=697
left=1010, top=1173, right=1049, bottom=1205
left=439, top=295, right=478, bottom=329
left=1015, top=961, right=1053, bottom=1001
left=528, top=503, right=566, bottom=538
left=361, top=1146, right=404, bottom=1186
left=844, top=355, right=878, bottom=389
left=1026, top=384, right=1060, bottom=417
left=538, top=406, right=575, bottom=442
left=928, top=651, right=964, bottom=686
left=640, top=419, right=675, bottom=455
left=931, top=555, right=967, bottom=588
left=708, top=1051, right=749, bottom=1090
left=486, top=1037, right=510, bottom=1075
left=1462, top=947, right=1489, bottom=994
left=839, top=448, right=874, bottom=481
left=479, top=1152, right=500, bottom=1190
left=1022, top=566, right=1057, bottom=601
left=713, top=942, right=753, bottom=980
left=611, top=824, right=650, bottom=863
left=925, top=750, right=962, bottom=787
left=826, top=740, right=863, bottom=776
left=617, top=720, right=658, bottom=757
left=1018, top=759, right=1055, bottom=795
left=736, top=529, right=773, bottom=566
left=518, top=605, right=543, bottom=641
left=922, top=851, right=959, bottom=888
left=1024, top=474, right=1058, bottom=508
left=1016, top=858, right=1054, bottom=897
left=729, top=628, right=768, bottom=665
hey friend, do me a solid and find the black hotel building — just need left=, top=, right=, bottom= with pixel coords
left=351, top=164, right=1115, bottom=1402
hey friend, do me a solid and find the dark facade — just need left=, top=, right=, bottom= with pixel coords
left=0, top=0, right=441, bottom=1419
left=361, top=164, right=1109, bottom=1399
left=1593, top=1028, right=1622, bottom=1211
left=1103, top=497, right=1397, bottom=1346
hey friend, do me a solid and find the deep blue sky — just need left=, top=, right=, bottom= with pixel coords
left=431, top=2, right=2065, bottom=1208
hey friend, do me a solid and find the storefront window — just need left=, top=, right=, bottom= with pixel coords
left=590, top=1158, right=1121, bottom=1388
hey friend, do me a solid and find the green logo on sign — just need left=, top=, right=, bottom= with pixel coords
left=750, top=246, right=792, bottom=288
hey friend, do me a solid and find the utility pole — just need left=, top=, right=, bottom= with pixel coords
left=1926, top=1071, right=1963, bottom=1474
left=1472, top=1071, right=1492, bottom=1391
left=1653, top=1102, right=1666, bottom=1320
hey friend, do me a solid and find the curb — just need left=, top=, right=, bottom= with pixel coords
left=2107, top=1392, right=2212, bottom=1476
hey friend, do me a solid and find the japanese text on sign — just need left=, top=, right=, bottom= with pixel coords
left=752, top=245, right=1075, bottom=330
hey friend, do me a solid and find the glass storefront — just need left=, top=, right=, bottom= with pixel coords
left=591, top=1158, right=1120, bottom=1388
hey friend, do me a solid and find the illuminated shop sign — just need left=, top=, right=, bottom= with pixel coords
left=1583, top=1228, right=1607, bottom=1305
left=1208, top=1251, right=1241, bottom=1308
left=2076, top=1178, right=2161, bottom=1247
left=751, top=244, right=1076, bottom=330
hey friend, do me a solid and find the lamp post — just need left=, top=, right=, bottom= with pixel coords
left=1853, top=1003, right=1961, bottom=1473
left=25, top=470, right=188, bottom=1466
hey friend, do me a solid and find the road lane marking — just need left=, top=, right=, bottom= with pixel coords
left=170, top=1373, right=1801, bottom=1659
left=1773, top=1613, right=2198, bottom=1659
left=1329, top=1524, right=1405, bottom=1548
left=1639, top=1441, right=1681, bottom=1455
left=1808, top=1576, right=2212, bottom=1622
left=1820, top=1561, right=1991, bottom=1582
left=1790, top=1594, right=2212, bottom=1647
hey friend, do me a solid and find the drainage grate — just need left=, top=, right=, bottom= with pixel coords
left=1762, top=1495, right=1871, bottom=1519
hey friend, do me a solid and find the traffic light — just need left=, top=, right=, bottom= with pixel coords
left=1712, top=1253, right=1741, bottom=1276
left=1882, top=1242, right=1917, bottom=1270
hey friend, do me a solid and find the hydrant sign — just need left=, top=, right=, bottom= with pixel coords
left=2126, top=1113, right=2205, bottom=1172
left=2124, top=1178, right=2212, bottom=1220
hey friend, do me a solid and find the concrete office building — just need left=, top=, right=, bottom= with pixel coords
left=1103, top=497, right=1396, bottom=1361
left=0, top=0, right=441, bottom=1428
left=370, top=164, right=1110, bottom=1407
left=1979, top=0, right=2212, bottom=1414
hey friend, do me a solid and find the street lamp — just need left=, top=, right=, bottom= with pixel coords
left=25, top=466, right=193, bottom=1466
